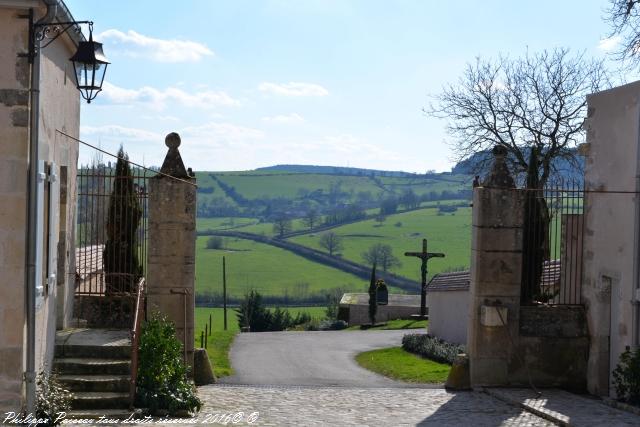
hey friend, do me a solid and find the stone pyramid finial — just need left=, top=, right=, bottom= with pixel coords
left=482, top=145, right=515, bottom=188
left=159, top=132, right=189, bottom=178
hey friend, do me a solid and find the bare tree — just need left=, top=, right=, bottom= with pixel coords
left=605, top=0, right=640, bottom=68
left=272, top=214, right=292, bottom=238
left=428, top=48, right=608, bottom=188
left=319, top=232, right=343, bottom=257
left=362, top=243, right=401, bottom=272
left=302, top=209, right=319, bottom=230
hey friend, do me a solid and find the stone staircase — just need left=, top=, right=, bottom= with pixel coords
left=54, top=328, right=134, bottom=419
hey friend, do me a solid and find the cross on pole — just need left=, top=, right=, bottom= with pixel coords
left=404, top=238, right=445, bottom=317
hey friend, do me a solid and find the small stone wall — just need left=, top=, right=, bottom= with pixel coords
left=512, top=306, right=589, bottom=391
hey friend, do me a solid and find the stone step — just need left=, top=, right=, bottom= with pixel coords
left=64, top=409, right=141, bottom=421
left=59, top=375, right=130, bottom=393
left=54, top=358, right=131, bottom=375
left=55, top=344, right=131, bottom=359
left=55, top=329, right=131, bottom=359
left=70, top=392, right=131, bottom=410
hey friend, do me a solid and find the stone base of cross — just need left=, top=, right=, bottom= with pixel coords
left=404, top=238, right=445, bottom=317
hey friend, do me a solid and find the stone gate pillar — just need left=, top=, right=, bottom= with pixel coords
left=147, top=133, right=196, bottom=370
left=467, top=146, right=525, bottom=387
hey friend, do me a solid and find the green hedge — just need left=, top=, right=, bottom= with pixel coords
left=402, top=334, right=465, bottom=365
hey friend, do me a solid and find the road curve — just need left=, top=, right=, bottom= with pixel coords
left=220, top=329, right=436, bottom=388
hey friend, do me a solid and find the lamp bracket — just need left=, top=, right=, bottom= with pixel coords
left=31, top=20, right=93, bottom=55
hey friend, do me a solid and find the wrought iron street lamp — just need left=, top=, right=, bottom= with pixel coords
left=31, top=20, right=110, bottom=103
left=69, top=24, right=110, bottom=103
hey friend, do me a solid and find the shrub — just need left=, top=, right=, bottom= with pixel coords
left=235, top=290, right=272, bottom=332
left=402, top=334, right=465, bottom=365
left=613, top=346, right=640, bottom=404
left=318, top=319, right=348, bottom=330
left=235, top=290, right=313, bottom=331
left=36, top=371, right=72, bottom=426
left=136, top=313, right=202, bottom=415
left=206, top=236, right=224, bottom=249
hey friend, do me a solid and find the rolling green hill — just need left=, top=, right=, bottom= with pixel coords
left=192, top=165, right=474, bottom=305
left=287, top=207, right=471, bottom=280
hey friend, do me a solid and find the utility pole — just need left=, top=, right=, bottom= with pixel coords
left=223, top=256, right=227, bottom=331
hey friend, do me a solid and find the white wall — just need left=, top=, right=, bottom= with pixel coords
left=427, top=290, right=469, bottom=345
left=584, top=80, right=640, bottom=396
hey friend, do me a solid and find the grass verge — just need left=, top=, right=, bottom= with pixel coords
left=347, top=318, right=428, bottom=330
left=355, top=346, right=450, bottom=383
left=202, top=330, right=237, bottom=378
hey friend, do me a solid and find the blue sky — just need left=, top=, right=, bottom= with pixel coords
left=65, top=0, right=625, bottom=172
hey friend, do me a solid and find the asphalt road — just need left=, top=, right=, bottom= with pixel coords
left=220, top=329, right=433, bottom=388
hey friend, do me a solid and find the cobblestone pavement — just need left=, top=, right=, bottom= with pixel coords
left=486, top=388, right=640, bottom=427
left=187, top=384, right=554, bottom=426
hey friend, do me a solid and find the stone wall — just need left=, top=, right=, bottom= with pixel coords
left=339, top=303, right=422, bottom=326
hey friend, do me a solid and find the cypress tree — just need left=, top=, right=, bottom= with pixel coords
left=368, top=263, right=377, bottom=326
left=104, top=146, right=142, bottom=294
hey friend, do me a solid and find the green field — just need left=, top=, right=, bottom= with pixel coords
left=195, top=236, right=395, bottom=299
left=288, top=207, right=472, bottom=280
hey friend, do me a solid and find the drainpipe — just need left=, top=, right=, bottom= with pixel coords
left=26, top=0, right=58, bottom=414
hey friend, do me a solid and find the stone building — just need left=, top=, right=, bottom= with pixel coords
left=582, top=80, right=640, bottom=396
left=0, top=0, right=82, bottom=411
left=426, top=271, right=469, bottom=345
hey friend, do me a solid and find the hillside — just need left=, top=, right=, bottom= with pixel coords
left=192, top=165, right=475, bottom=305
left=195, top=167, right=473, bottom=220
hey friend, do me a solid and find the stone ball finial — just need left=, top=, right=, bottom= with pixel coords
left=165, top=132, right=181, bottom=149
left=492, top=145, right=507, bottom=157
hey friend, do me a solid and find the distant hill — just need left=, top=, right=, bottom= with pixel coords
left=256, top=164, right=423, bottom=177
left=451, top=148, right=584, bottom=183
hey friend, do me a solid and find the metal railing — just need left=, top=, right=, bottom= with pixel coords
left=76, top=164, right=149, bottom=296
left=129, top=277, right=146, bottom=409
left=521, top=180, right=584, bottom=305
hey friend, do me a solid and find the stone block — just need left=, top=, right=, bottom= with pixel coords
left=470, top=357, right=508, bottom=386
left=1, top=308, right=23, bottom=346
left=0, top=127, right=27, bottom=157
left=471, top=226, right=523, bottom=252
left=0, top=231, right=26, bottom=268
left=147, top=295, right=194, bottom=326
left=0, top=347, right=22, bottom=378
left=445, top=354, right=470, bottom=390
left=519, top=306, right=588, bottom=337
left=472, top=188, right=525, bottom=229
left=470, top=250, right=522, bottom=296
left=0, top=158, right=27, bottom=194
left=193, top=348, right=215, bottom=386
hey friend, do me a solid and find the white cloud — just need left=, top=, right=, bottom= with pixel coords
left=81, top=124, right=162, bottom=142
left=101, top=82, right=240, bottom=110
left=598, top=35, right=622, bottom=52
left=258, top=82, right=329, bottom=97
left=261, top=113, right=305, bottom=124
left=181, top=122, right=265, bottom=146
left=98, top=29, right=214, bottom=63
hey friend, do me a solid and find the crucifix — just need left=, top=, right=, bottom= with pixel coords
left=405, top=238, right=445, bottom=317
